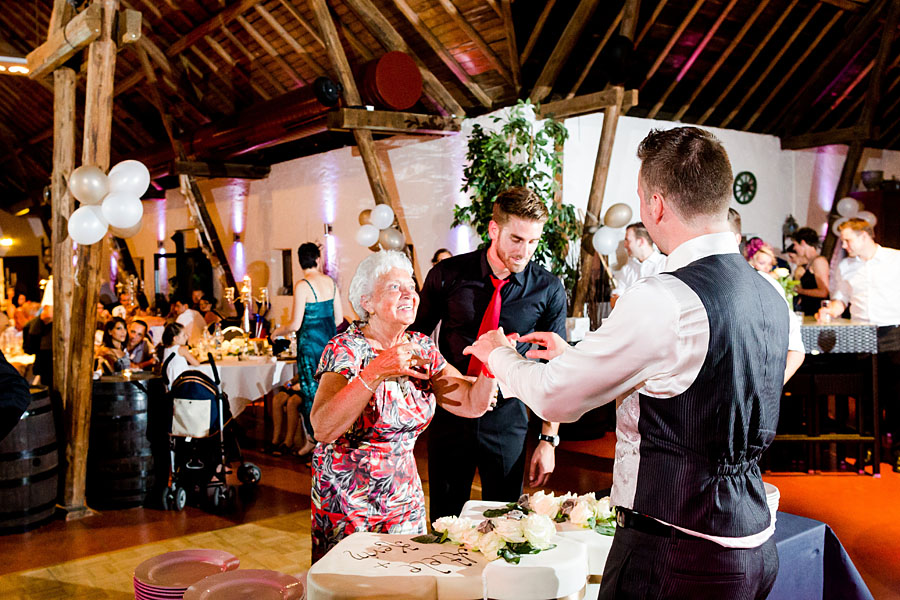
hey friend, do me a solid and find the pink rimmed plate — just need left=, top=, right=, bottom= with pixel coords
left=183, top=569, right=304, bottom=600
left=135, top=550, right=240, bottom=589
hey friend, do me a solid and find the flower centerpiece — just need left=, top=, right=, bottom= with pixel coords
left=772, top=267, right=800, bottom=304
left=413, top=511, right=557, bottom=564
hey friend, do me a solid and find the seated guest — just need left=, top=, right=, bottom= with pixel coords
left=817, top=218, right=900, bottom=470
left=159, top=322, right=200, bottom=384
left=23, top=302, right=53, bottom=387
left=0, top=350, right=31, bottom=442
left=267, top=375, right=315, bottom=458
left=13, top=301, right=40, bottom=332
left=431, top=248, right=452, bottom=265
left=172, top=293, right=206, bottom=346
left=126, top=319, right=156, bottom=370
left=198, top=297, right=223, bottom=329
left=309, top=251, right=497, bottom=562
left=610, top=222, right=667, bottom=308
left=96, top=317, right=130, bottom=373
left=791, top=227, right=830, bottom=316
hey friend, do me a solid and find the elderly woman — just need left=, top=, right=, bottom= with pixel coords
left=309, top=251, right=497, bottom=562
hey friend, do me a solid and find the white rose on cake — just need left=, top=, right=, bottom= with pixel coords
left=522, top=513, right=556, bottom=549
left=568, top=499, right=594, bottom=527
left=477, top=530, right=504, bottom=561
left=433, top=516, right=458, bottom=534
left=529, top=490, right=561, bottom=518
left=492, top=517, right=527, bottom=543
left=447, top=517, right=477, bottom=544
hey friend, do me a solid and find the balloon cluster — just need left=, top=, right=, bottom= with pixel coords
left=66, top=160, right=150, bottom=245
left=591, top=203, right=633, bottom=255
left=356, top=204, right=405, bottom=251
left=833, top=197, right=877, bottom=229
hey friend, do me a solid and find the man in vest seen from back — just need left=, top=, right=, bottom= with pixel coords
left=464, top=126, right=788, bottom=600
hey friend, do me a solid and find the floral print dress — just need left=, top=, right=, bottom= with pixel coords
left=311, top=323, right=446, bottom=562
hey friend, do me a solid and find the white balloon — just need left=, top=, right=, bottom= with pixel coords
left=836, top=197, right=860, bottom=217
left=67, top=205, right=108, bottom=245
left=592, top=227, right=619, bottom=255
left=68, top=165, right=109, bottom=205
left=101, top=192, right=144, bottom=228
left=832, top=216, right=849, bottom=231
left=856, top=210, right=877, bottom=226
left=108, top=160, right=151, bottom=197
left=109, top=219, right=143, bottom=238
left=356, top=224, right=379, bottom=247
left=370, top=204, right=395, bottom=230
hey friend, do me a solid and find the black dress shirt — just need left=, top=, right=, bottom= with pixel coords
left=410, top=248, right=568, bottom=373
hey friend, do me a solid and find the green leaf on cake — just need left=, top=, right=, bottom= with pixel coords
left=499, top=547, right=521, bottom=564
left=483, top=502, right=522, bottom=517
left=412, top=533, right=446, bottom=544
left=593, top=522, right=616, bottom=536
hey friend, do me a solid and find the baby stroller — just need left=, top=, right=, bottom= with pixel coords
left=159, top=352, right=261, bottom=511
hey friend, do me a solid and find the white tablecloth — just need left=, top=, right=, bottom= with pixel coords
left=196, top=358, right=295, bottom=416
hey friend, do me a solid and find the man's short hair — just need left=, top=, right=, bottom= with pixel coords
left=298, top=242, right=321, bottom=269
left=791, top=227, right=820, bottom=249
left=491, top=186, right=549, bottom=226
left=637, top=127, right=733, bottom=222
left=626, top=222, right=653, bottom=245
left=727, top=208, right=742, bottom=236
left=837, top=217, right=874, bottom=238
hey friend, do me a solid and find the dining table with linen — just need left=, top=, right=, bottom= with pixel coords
left=194, top=356, right=295, bottom=416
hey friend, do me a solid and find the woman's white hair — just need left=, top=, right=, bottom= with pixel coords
left=349, top=250, right=414, bottom=321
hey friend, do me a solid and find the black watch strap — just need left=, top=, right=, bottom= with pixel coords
left=537, top=433, right=560, bottom=447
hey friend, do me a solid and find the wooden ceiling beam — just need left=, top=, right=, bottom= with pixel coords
left=174, top=159, right=271, bottom=179
left=220, top=24, right=288, bottom=94
left=775, top=0, right=888, bottom=135
left=538, top=87, right=638, bottom=120
left=343, top=0, right=467, bottom=115
left=696, top=0, right=798, bottom=125
left=327, top=107, right=461, bottom=135
left=566, top=5, right=624, bottom=99
left=780, top=124, right=867, bottom=149
left=641, top=0, right=704, bottom=87
left=435, top=0, right=513, bottom=85
left=646, top=0, right=738, bottom=120
left=672, top=0, right=769, bottom=122
left=203, top=34, right=272, bottom=100
left=390, top=0, right=493, bottom=107
left=530, top=0, right=602, bottom=103
left=166, top=0, right=264, bottom=58
left=484, top=0, right=502, bottom=19
left=27, top=3, right=102, bottom=80
left=810, top=57, right=875, bottom=131
left=499, top=0, right=520, bottom=91
left=520, top=0, right=555, bottom=65
left=48, top=0, right=75, bottom=35
left=742, top=9, right=841, bottom=130
left=859, top=0, right=900, bottom=137
left=634, top=0, right=667, bottom=46
left=279, top=0, right=324, bottom=46
left=620, top=0, right=641, bottom=39
left=236, top=14, right=307, bottom=87
left=845, top=52, right=900, bottom=130
left=819, top=0, right=864, bottom=10
left=254, top=4, right=328, bottom=78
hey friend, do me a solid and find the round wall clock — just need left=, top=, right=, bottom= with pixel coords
left=733, top=171, right=757, bottom=205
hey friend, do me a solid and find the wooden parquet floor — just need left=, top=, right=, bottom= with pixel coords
left=0, top=510, right=313, bottom=600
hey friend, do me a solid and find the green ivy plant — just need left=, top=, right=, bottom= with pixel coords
left=453, top=100, right=581, bottom=306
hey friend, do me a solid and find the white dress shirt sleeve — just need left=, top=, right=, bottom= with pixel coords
left=831, top=259, right=853, bottom=305
left=489, top=275, right=707, bottom=423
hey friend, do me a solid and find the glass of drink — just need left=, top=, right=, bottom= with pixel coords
left=818, top=300, right=832, bottom=324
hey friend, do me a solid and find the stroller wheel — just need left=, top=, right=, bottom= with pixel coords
left=237, top=463, right=261, bottom=485
left=159, top=487, right=172, bottom=511
left=173, top=487, right=187, bottom=511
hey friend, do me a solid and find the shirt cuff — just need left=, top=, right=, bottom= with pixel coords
left=488, top=345, right=524, bottom=396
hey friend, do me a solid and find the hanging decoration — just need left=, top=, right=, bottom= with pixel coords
left=66, top=160, right=150, bottom=245
left=355, top=204, right=405, bottom=251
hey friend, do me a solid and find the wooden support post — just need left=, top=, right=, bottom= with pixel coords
left=310, top=0, right=392, bottom=206
left=51, top=67, right=75, bottom=409
left=530, top=0, right=601, bottom=103
left=27, top=3, right=102, bottom=79
left=572, top=87, right=624, bottom=324
left=64, top=0, right=120, bottom=519
left=823, top=141, right=864, bottom=259
left=327, top=108, right=461, bottom=135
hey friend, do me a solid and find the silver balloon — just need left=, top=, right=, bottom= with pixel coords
left=603, top=203, right=633, bottom=228
left=379, top=227, right=406, bottom=250
left=68, top=165, right=109, bottom=205
left=836, top=197, right=860, bottom=218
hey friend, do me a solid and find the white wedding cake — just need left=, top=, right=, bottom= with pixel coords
left=306, top=531, right=588, bottom=600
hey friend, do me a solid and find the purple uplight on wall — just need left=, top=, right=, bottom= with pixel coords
left=232, top=241, right=245, bottom=281
left=156, top=197, right=167, bottom=244
left=453, top=224, right=471, bottom=255
left=324, top=232, right=337, bottom=279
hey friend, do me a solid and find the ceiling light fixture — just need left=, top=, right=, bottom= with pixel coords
left=0, top=56, right=29, bottom=76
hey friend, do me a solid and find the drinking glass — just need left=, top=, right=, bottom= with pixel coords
left=818, top=300, right=832, bottom=323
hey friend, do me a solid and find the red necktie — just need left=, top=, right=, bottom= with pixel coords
left=467, top=275, right=509, bottom=376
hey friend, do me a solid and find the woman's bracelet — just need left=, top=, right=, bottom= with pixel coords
left=358, top=374, right=377, bottom=394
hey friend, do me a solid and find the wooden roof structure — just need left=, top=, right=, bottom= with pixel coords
left=0, top=0, right=897, bottom=212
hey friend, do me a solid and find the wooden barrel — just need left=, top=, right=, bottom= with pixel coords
left=0, top=386, right=58, bottom=534
left=360, top=51, right=423, bottom=110
left=87, top=373, right=162, bottom=508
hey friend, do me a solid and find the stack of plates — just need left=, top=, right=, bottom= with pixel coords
left=764, top=482, right=780, bottom=523
left=183, top=569, right=304, bottom=599
left=133, top=550, right=240, bottom=599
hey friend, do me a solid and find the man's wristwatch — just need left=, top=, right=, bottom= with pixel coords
left=537, top=433, right=560, bottom=447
